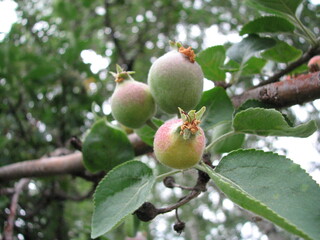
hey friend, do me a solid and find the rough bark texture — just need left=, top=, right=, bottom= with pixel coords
left=232, top=71, right=320, bottom=108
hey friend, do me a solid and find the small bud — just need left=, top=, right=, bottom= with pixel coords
left=134, top=202, right=158, bottom=222
left=173, top=221, right=185, bottom=234
left=163, top=176, right=175, bottom=188
left=197, top=170, right=210, bottom=185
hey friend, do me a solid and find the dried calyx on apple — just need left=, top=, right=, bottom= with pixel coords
left=148, top=41, right=204, bottom=114
left=153, top=107, right=206, bottom=169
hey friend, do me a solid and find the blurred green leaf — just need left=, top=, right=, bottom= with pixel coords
left=135, top=118, right=164, bottom=146
left=227, top=35, right=276, bottom=64
left=196, top=87, right=234, bottom=130
left=261, top=41, right=302, bottom=63
left=242, top=57, right=267, bottom=75
left=82, top=119, right=135, bottom=172
left=196, top=45, right=226, bottom=81
left=91, top=160, right=155, bottom=239
left=208, top=121, right=245, bottom=154
left=246, top=0, right=302, bottom=17
left=205, top=149, right=320, bottom=240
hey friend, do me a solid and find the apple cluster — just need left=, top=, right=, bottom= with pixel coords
left=110, top=42, right=205, bottom=169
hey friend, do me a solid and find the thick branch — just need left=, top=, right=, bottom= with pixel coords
left=232, top=71, right=320, bottom=108
left=0, top=133, right=151, bottom=181
left=0, top=152, right=83, bottom=181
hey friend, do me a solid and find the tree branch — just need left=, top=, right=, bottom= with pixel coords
left=0, top=133, right=151, bottom=181
left=232, top=71, right=320, bottom=108
left=3, top=178, right=30, bottom=240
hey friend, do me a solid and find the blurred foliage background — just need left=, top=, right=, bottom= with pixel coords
left=0, top=0, right=319, bottom=239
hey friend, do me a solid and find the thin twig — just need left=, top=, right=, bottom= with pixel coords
left=104, top=0, right=127, bottom=65
left=3, top=178, right=30, bottom=240
left=255, top=45, right=320, bottom=87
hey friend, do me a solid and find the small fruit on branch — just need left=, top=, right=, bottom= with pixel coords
left=148, top=41, right=204, bottom=114
left=153, top=107, right=206, bottom=169
left=110, top=65, right=156, bottom=129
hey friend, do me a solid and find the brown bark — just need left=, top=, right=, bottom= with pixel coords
left=232, top=71, right=320, bottom=108
left=0, top=133, right=151, bottom=181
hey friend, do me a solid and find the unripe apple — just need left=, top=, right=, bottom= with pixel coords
left=110, top=65, right=156, bottom=129
left=148, top=43, right=204, bottom=114
left=153, top=108, right=206, bottom=169
left=308, top=55, right=320, bottom=72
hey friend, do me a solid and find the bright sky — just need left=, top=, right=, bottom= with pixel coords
left=0, top=0, right=18, bottom=41
left=1, top=0, right=319, bottom=184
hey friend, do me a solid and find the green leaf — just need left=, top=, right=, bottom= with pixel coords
left=234, top=99, right=273, bottom=115
left=123, top=209, right=140, bottom=237
left=240, top=16, right=295, bottom=36
left=261, top=41, right=302, bottom=63
left=246, top=0, right=302, bottom=17
left=288, top=64, right=309, bottom=75
left=205, top=149, right=320, bottom=240
left=242, top=57, right=267, bottom=75
left=196, top=87, right=234, bottom=130
left=233, top=108, right=317, bottom=137
left=135, top=118, right=163, bottom=146
left=221, top=60, right=240, bottom=72
left=91, top=160, right=155, bottom=239
left=196, top=45, right=226, bottom=81
left=208, top=121, right=245, bottom=154
left=83, top=119, right=135, bottom=172
left=227, top=35, right=276, bottom=64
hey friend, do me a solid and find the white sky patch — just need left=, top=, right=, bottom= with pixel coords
left=203, top=79, right=215, bottom=91
left=310, top=0, right=320, bottom=4
left=80, top=49, right=110, bottom=74
left=102, top=100, right=112, bottom=115
left=241, top=222, right=262, bottom=239
left=0, top=0, right=18, bottom=41
left=204, top=25, right=242, bottom=48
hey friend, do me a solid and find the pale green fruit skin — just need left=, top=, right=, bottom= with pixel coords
left=111, top=80, right=156, bottom=129
left=148, top=50, right=204, bottom=114
left=154, top=119, right=205, bottom=169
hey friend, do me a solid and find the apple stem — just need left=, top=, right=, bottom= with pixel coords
left=146, top=119, right=159, bottom=131
left=205, top=131, right=236, bottom=153
left=156, top=170, right=182, bottom=181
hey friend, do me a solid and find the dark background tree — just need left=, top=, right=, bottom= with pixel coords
left=0, top=0, right=319, bottom=239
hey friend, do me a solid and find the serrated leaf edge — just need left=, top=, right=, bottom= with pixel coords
left=220, top=148, right=320, bottom=187
left=214, top=148, right=320, bottom=239
left=91, top=160, right=155, bottom=238
left=204, top=150, right=316, bottom=240
left=233, top=107, right=317, bottom=137
left=209, top=170, right=311, bottom=240
left=240, top=15, right=295, bottom=35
